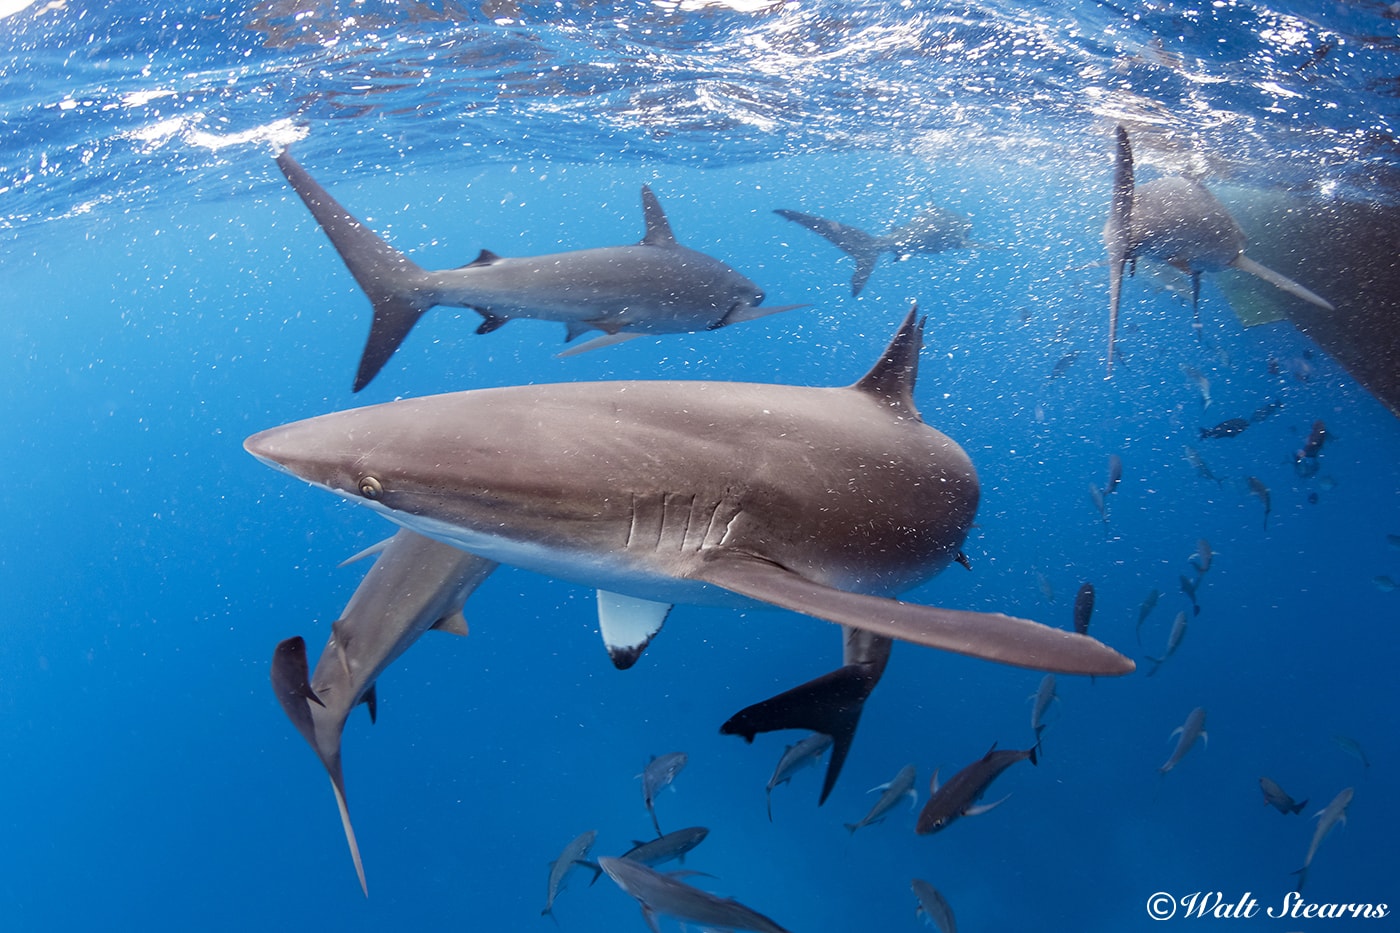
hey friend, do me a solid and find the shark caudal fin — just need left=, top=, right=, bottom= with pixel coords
left=774, top=209, right=887, bottom=296
left=720, top=663, right=881, bottom=806
left=1231, top=254, right=1336, bottom=312
left=1104, top=125, right=1135, bottom=377
left=275, top=150, right=436, bottom=392
left=270, top=637, right=368, bottom=896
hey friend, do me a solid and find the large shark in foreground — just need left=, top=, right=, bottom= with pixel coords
left=276, top=150, right=801, bottom=391
left=247, top=308, right=1133, bottom=681
left=270, top=529, right=497, bottom=895
left=1103, top=126, right=1334, bottom=374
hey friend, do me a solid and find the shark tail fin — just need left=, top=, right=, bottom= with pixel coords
left=330, top=770, right=369, bottom=897
left=275, top=150, right=436, bottom=393
left=1231, top=254, right=1335, bottom=312
left=1104, top=125, right=1135, bottom=377
left=720, top=663, right=881, bottom=806
left=773, top=209, right=887, bottom=296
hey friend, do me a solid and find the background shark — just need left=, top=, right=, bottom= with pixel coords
left=276, top=150, right=800, bottom=391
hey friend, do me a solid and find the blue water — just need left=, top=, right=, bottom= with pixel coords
left=2, top=1, right=1398, bottom=930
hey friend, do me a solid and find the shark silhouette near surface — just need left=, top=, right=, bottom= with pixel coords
left=276, top=150, right=801, bottom=391
left=1104, top=125, right=1334, bottom=373
left=270, top=529, right=497, bottom=895
left=247, top=308, right=1134, bottom=680
left=775, top=205, right=981, bottom=296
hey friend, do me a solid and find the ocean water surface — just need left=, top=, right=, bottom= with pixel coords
left=1, top=1, right=1397, bottom=931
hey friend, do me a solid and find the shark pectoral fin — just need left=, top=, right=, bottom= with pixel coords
left=929, top=769, right=941, bottom=794
left=338, top=535, right=394, bottom=568
left=965, top=793, right=1011, bottom=817
left=713, top=301, right=808, bottom=329
left=694, top=554, right=1136, bottom=676
left=555, top=332, right=642, bottom=358
left=578, top=860, right=603, bottom=886
left=720, top=663, right=878, bottom=805
left=596, top=590, right=671, bottom=670
left=1199, top=730, right=1208, bottom=749
left=906, top=788, right=919, bottom=810
left=430, top=611, right=469, bottom=637
left=1231, top=254, right=1335, bottom=311
left=640, top=905, right=662, bottom=933
left=360, top=683, right=378, bottom=724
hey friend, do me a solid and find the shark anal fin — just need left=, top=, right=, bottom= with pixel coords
left=721, top=662, right=879, bottom=805
left=597, top=590, right=671, bottom=670
left=694, top=553, right=1135, bottom=676
left=360, top=683, right=378, bottom=724
left=430, top=611, right=469, bottom=637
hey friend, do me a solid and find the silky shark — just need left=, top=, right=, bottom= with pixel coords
left=276, top=150, right=801, bottom=391
left=1103, top=126, right=1334, bottom=374
left=247, top=309, right=1134, bottom=689
left=775, top=205, right=981, bottom=296
left=270, top=529, right=497, bottom=895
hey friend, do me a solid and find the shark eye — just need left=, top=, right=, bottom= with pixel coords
left=357, top=476, right=383, bottom=499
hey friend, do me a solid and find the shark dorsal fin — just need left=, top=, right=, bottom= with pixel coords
left=639, top=186, right=677, bottom=248
left=851, top=305, right=924, bottom=420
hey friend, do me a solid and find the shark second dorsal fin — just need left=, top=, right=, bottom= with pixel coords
left=464, top=248, right=500, bottom=268
left=639, top=186, right=677, bottom=248
left=851, top=305, right=924, bottom=420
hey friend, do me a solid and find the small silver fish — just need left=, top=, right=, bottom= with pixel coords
left=1247, top=476, right=1271, bottom=530
left=1104, top=454, right=1123, bottom=496
left=1136, top=588, right=1161, bottom=644
left=916, top=744, right=1038, bottom=834
left=1089, top=481, right=1106, bottom=520
left=1179, top=574, right=1201, bottom=617
left=844, top=763, right=918, bottom=834
left=641, top=752, right=688, bottom=836
left=1293, top=787, right=1353, bottom=893
left=599, top=856, right=793, bottom=933
left=1029, top=673, right=1058, bottom=738
left=1036, top=570, right=1055, bottom=603
left=1333, top=734, right=1371, bottom=768
left=765, top=733, right=832, bottom=820
left=1180, top=364, right=1212, bottom=409
left=1190, top=538, right=1213, bottom=575
left=912, top=878, right=958, bottom=933
left=1160, top=707, right=1207, bottom=775
left=1183, top=445, right=1222, bottom=487
left=1145, top=611, right=1187, bottom=677
left=543, top=830, right=597, bottom=918
left=1259, top=777, right=1307, bottom=815
left=1073, top=583, right=1095, bottom=635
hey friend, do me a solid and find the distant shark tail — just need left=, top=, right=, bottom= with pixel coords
left=1104, top=125, right=1135, bottom=377
left=720, top=662, right=882, bottom=805
left=271, top=636, right=368, bottom=896
left=276, top=150, right=436, bottom=392
left=774, top=209, right=887, bottom=296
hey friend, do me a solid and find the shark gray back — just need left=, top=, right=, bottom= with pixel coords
left=246, top=308, right=1133, bottom=681
left=276, top=150, right=799, bottom=391
left=270, top=529, right=497, bottom=895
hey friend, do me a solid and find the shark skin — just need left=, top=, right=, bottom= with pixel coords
left=270, top=529, right=497, bottom=896
left=1103, top=126, right=1334, bottom=374
left=775, top=206, right=979, bottom=296
left=276, top=150, right=801, bottom=391
left=246, top=307, right=1134, bottom=679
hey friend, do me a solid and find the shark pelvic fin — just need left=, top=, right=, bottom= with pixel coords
left=597, top=590, right=672, bottom=670
left=360, top=683, right=378, bottom=724
left=555, top=331, right=642, bottom=358
left=693, top=553, right=1136, bottom=676
left=721, top=662, right=880, bottom=805
left=431, top=611, right=469, bottom=637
